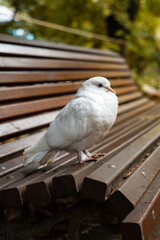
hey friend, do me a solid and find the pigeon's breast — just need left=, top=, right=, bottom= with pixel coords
left=90, top=93, right=118, bottom=140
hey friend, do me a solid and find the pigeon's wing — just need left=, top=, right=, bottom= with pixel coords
left=45, top=97, right=94, bottom=149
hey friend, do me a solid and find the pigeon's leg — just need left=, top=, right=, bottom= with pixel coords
left=83, top=149, right=92, bottom=158
left=83, top=149, right=99, bottom=161
left=77, top=151, right=89, bottom=164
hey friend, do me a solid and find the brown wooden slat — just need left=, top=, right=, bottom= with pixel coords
left=118, top=98, right=149, bottom=115
left=119, top=92, right=142, bottom=104
left=0, top=155, right=23, bottom=178
left=0, top=33, right=119, bottom=57
left=114, top=85, right=137, bottom=95
left=116, top=101, right=156, bottom=124
left=0, top=95, right=74, bottom=121
left=0, top=60, right=131, bottom=72
left=82, top=125, right=160, bottom=202
left=0, top=84, right=137, bottom=101
left=121, top=166, right=160, bottom=240
left=111, top=78, right=134, bottom=87
left=0, top=111, right=60, bottom=139
left=0, top=60, right=127, bottom=72
left=0, top=82, right=82, bottom=101
left=0, top=71, right=132, bottom=84
left=0, top=43, right=125, bottom=63
left=0, top=57, right=129, bottom=70
left=0, top=131, right=44, bottom=161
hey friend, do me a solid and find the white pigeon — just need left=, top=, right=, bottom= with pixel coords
left=24, top=76, right=118, bottom=167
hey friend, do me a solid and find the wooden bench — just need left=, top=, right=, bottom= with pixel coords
left=0, top=34, right=160, bottom=240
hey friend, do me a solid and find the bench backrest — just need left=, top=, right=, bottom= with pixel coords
left=0, top=34, right=142, bottom=141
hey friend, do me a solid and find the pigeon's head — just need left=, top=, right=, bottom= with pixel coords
left=81, top=76, right=115, bottom=94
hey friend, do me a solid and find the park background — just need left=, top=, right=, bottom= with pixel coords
left=1, top=0, right=160, bottom=95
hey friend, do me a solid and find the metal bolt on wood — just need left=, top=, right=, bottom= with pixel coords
left=7, top=175, right=15, bottom=179
left=0, top=166, right=6, bottom=170
left=108, top=164, right=116, bottom=168
left=141, top=171, right=147, bottom=178
left=152, top=209, right=156, bottom=219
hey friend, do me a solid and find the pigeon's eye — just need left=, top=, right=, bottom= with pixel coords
left=98, top=83, right=103, bottom=88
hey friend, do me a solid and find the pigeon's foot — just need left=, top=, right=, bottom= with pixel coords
left=92, top=153, right=105, bottom=158
left=86, top=153, right=105, bottom=162
left=83, top=149, right=92, bottom=158
left=76, top=151, right=105, bottom=164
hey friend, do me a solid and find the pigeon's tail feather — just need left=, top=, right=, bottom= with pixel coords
left=23, top=134, right=52, bottom=167
left=24, top=151, right=49, bottom=167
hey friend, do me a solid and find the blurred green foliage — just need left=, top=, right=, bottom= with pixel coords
left=1, top=0, right=160, bottom=89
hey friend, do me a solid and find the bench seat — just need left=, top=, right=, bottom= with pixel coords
left=0, top=34, right=160, bottom=240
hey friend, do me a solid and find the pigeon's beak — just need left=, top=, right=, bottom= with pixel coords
left=107, top=87, right=115, bottom=94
